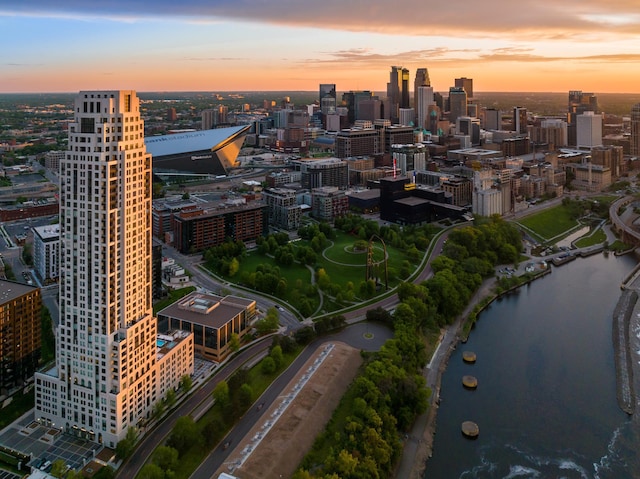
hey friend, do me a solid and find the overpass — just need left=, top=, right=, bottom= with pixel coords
left=610, top=196, right=640, bottom=246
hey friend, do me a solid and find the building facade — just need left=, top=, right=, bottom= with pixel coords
left=34, top=91, right=193, bottom=448
left=263, top=187, right=302, bottom=230
left=0, top=280, right=41, bottom=391
left=157, top=292, right=256, bottom=363
left=33, top=224, right=60, bottom=285
left=576, top=111, right=603, bottom=149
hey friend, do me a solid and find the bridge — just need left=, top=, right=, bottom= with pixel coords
left=610, top=196, right=640, bottom=246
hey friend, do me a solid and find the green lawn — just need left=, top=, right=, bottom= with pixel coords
left=222, top=230, right=415, bottom=316
left=574, top=227, right=607, bottom=248
left=517, top=205, right=580, bottom=241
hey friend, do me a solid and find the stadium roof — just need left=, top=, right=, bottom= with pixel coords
left=144, top=125, right=249, bottom=157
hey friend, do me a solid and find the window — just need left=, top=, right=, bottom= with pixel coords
left=81, top=117, right=95, bottom=134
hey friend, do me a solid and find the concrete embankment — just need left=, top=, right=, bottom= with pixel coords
left=612, top=289, right=637, bottom=414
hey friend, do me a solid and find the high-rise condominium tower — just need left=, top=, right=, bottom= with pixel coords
left=35, top=91, right=193, bottom=448
left=631, top=103, right=640, bottom=157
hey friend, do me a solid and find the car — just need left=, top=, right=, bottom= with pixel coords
left=278, top=306, right=284, bottom=312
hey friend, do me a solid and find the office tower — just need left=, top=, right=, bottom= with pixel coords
left=414, top=68, right=431, bottom=93
left=35, top=91, right=193, bottom=448
left=448, top=87, right=467, bottom=124
left=631, top=103, right=640, bottom=157
left=576, top=111, right=603, bottom=149
left=568, top=90, right=598, bottom=115
left=335, top=128, right=381, bottom=158
left=482, top=108, right=500, bottom=130
left=167, top=107, right=177, bottom=122
left=567, top=90, right=598, bottom=146
left=319, top=84, right=337, bottom=115
left=399, top=108, right=415, bottom=127
left=387, top=66, right=409, bottom=123
left=358, top=99, right=384, bottom=122
left=455, top=77, right=473, bottom=99
left=415, top=85, right=435, bottom=131
left=342, top=90, right=374, bottom=125
left=513, top=107, right=528, bottom=134
left=456, top=116, right=481, bottom=146
left=0, top=280, right=41, bottom=391
left=529, top=118, right=568, bottom=150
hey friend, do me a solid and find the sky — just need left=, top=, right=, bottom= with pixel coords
left=1, top=1, right=640, bottom=94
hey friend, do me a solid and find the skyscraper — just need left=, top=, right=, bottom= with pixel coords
left=455, top=77, right=473, bottom=99
left=414, top=68, right=431, bottom=92
left=631, top=103, right=640, bottom=157
left=387, top=66, right=409, bottom=123
left=415, top=85, right=435, bottom=131
left=35, top=91, right=193, bottom=448
left=319, top=84, right=337, bottom=115
left=448, top=87, right=467, bottom=124
left=513, top=106, right=528, bottom=134
left=576, top=111, right=603, bottom=149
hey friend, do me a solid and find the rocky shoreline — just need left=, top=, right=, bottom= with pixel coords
left=612, top=288, right=637, bottom=414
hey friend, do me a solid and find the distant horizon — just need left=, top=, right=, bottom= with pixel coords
left=2, top=90, right=640, bottom=96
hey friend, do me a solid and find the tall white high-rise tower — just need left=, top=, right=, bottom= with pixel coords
left=35, top=91, right=193, bottom=448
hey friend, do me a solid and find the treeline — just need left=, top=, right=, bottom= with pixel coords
left=293, top=216, right=521, bottom=478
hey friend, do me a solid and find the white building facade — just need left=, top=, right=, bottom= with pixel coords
left=34, top=91, right=193, bottom=448
left=33, top=224, right=60, bottom=285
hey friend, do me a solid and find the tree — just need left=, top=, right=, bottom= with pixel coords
left=270, top=344, right=283, bottom=369
left=138, top=463, right=165, bottom=479
left=238, top=383, right=254, bottom=410
left=228, top=257, right=240, bottom=277
left=261, top=356, right=276, bottom=375
left=229, top=333, right=240, bottom=353
left=167, top=417, right=200, bottom=455
left=115, top=427, right=137, bottom=460
left=165, top=388, right=176, bottom=409
left=152, top=400, right=165, bottom=420
left=213, top=380, right=230, bottom=411
left=180, top=374, right=192, bottom=393
left=152, top=445, right=179, bottom=471
left=91, top=467, right=115, bottom=479
left=50, top=459, right=67, bottom=478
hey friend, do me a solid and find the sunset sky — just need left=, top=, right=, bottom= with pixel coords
left=2, top=1, right=640, bottom=94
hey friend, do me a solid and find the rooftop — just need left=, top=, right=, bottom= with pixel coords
left=145, top=125, right=250, bottom=158
left=0, top=279, right=39, bottom=303
left=157, top=292, right=255, bottom=330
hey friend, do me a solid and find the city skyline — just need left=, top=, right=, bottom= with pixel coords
left=2, top=1, right=640, bottom=94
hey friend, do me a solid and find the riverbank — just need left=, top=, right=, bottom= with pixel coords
left=404, top=261, right=563, bottom=478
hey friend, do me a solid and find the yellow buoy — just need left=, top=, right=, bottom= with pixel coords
left=462, top=375, right=478, bottom=389
left=462, top=351, right=477, bottom=363
left=461, top=421, right=479, bottom=438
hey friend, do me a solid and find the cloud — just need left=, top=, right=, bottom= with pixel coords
left=298, top=46, right=640, bottom=69
left=4, top=0, right=640, bottom=40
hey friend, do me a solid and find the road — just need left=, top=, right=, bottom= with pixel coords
left=190, top=322, right=392, bottom=479
left=116, top=339, right=273, bottom=478
left=160, top=247, right=302, bottom=331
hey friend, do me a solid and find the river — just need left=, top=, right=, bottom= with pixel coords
left=425, top=253, right=640, bottom=479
